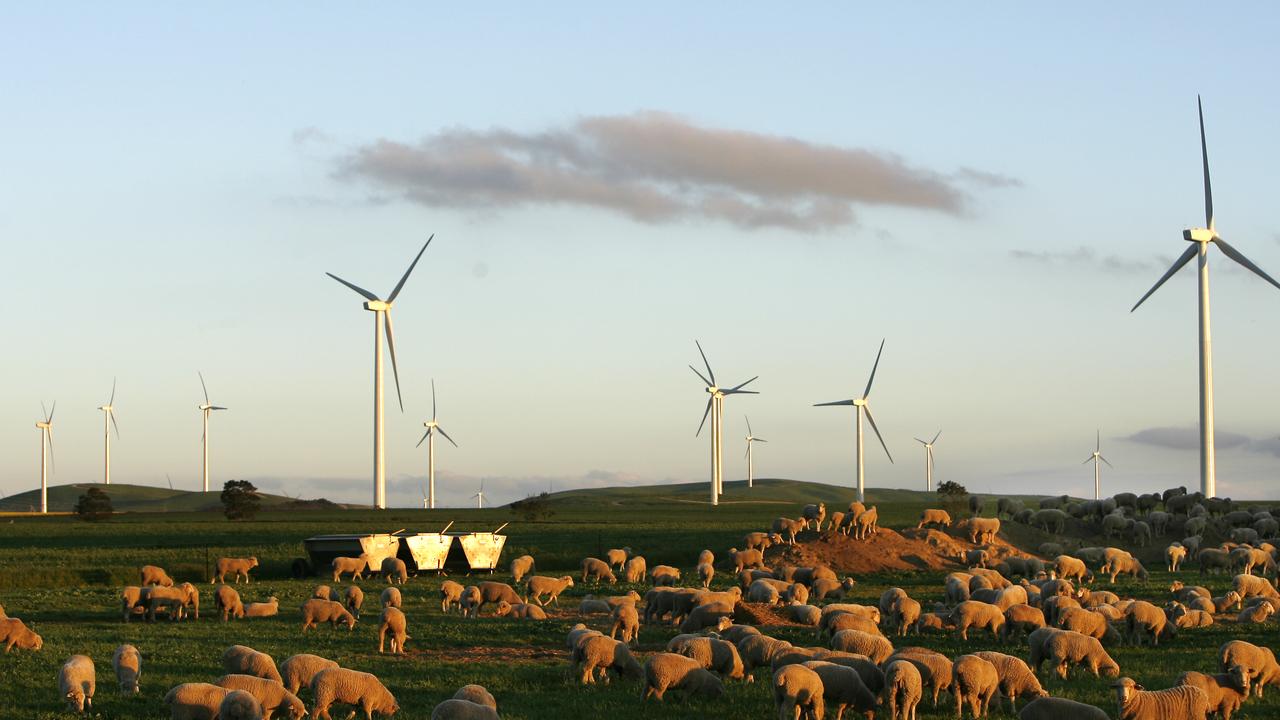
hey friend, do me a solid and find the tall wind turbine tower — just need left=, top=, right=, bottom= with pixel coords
left=416, top=379, right=458, bottom=510
left=743, top=416, right=767, bottom=488
left=198, top=373, right=228, bottom=492
left=690, top=341, right=758, bottom=506
left=1131, top=98, right=1280, bottom=499
left=815, top=339, right=893, bottom=503
left=327, top=237, right=433, bottom=510
left=471, top=481, right=485, bottom=509
left=1083, top=430, right=1113, bottom=500
left=35, top=403, right=55, bottom=514
left=914, top=430, right=941, bottom=492
left=98, top=379, right=120, bottom=485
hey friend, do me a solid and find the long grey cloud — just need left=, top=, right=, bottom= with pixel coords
left=1123, top=426, right=1252, bottom=451
left=333, top=112, right=1018, bottom=232
left=1009, top=246, right=1160, bottom=274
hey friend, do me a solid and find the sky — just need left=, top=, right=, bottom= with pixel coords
left=2, top=4, right=1280, bottom=507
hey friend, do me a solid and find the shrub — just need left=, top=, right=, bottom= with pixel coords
left=74, top=487, right=113, bottom=522
left=221, top=480, right=261, bottom=520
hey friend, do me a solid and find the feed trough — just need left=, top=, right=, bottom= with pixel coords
left=395, top=522, right=457, bottom=573
left=297, top=523, right=508, bottom=577
left=301, top=533, right=401, bottom=576
left=446, top=523, right=508, bottom=572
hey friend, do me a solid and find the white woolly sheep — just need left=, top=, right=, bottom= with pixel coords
left=121, top=586, right=152, bottom=622
left=378, top=607, right=409, bottom=654
left=215, top=674, right=306, bottom=720
left=748, top=580, right=782, bottom=605
left=344, top=586, right=364, bottom=618
left=509, top=554, right=535, bottom=583
left=218, top=689, right=264, bottom=720
left=642, top=652, right=725, bottom=701
left=1027, top=627, right=1119, bottom=680
left=697, top=563, right=715, bottom=589
left=1112, top=677, right=1209, bottom=720
left=244, top=597, right=279, bottom=619
left=430, top=699, right=498, bottom=720
left=679, top=637, right=747, bottom=682
left=610, top=603, right=640, bottom=645
left=1233, top=573, right=1279, bottom=601
left=624, top=556, right=647, bottom=583
left=1238, top=602, right=1275, bottom=624
left=112, top=644, right=141, bottom=695
left=774, top=664, right=825, bottom=720
left=1001, top=605, right=1045, bottom=641
left=918, top=508, right=952, bottom=529
left=579, top=597, right=611, bottom=616
left=729, top=547, right=765, bottom=573
left=300, top=599, right=356, bottom=632
left=737, top=634, right=793, bottom=673
left=1017, top=697, right=1109, bottom=720
left=525, top=575, right=575, bottom=606
left=164, top=683, right=230, bottom=720
left=803, top=502, right=827, bottom=531
left=580, top=558, right=617, bottom=585
left=473, top=581, right=523, bottom=613
left=1056, top=607, right=1120, bottom=645
left=309, top=667, right=399, bottom=720
left=1176, top=668, right=1249, bottom=720
left=883, top=659, right=922, bottom=720
left=1220, top=639, right=1280, bottom=697
left=494, top=601, right=547, bottom=620
left=212, top=557, right=259, bottom=585
left=605, top=547, right=630, bottom=569
left=380, top=557, right=408, bottom=585
left=1167, top=544, right=1187, bottom=572
left=452, top=685, right=496, bottom=711
left=952, top=654, right=1000, bottom=719
left=951, top=601, right=1005, bottom=641
left=438, top=583, right=461, bottom=613
left=279, top=654, right=339, bottom=695
left=1198, top=548, right=1233, bottom=575
left=148, top=586, right=191, bottom=622
left=330, top=556, right=367, bottom=583
left=971, top=651, right=1046, bottom=713
left=744, top=531, right=781, bottom=552
left=680, top=601, right=736, bottom=634
left=215, top=584, right=245, bottom=622
left=885, top=648, right=953, bottom=708
left=140, top=565, right=175, bottom=587
left=314, top=585, right=338, bottom=601
left=59, top=654, right=95, bottom=713
left=1126, top=600, right=1175, bottom=646
left=572, top=635, right=643, bottom=684
left=650, top=564, right=682, bottom=586
left=222, top=646, right=283, bottom=684
left=802, top=660, right=877, bottom=719
left=0, top=617, right=43, bottom=652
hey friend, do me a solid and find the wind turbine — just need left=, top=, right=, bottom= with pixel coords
left=1131, top=97, right=1280, bottom=499
left=743, top=416, right=767, bottom=489
left=914, top=430, right=941, bottom=492
left=198, top=372, right=228, bottom=493
left=1083, top=430, right=1113, bottom=500
left=416, top=379, right=458, bottom=510
left=690, top=341, right=758, bottom=506
left=814, top=339, right=893, bottom=503
left=327, top=236, right=433, bottom=510
left=98, top=378, right=120, bottom=485
left=471, top=481, right=485, bottom=509
left=35, top=403, right=55, bottom=514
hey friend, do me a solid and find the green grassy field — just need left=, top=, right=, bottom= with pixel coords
left=1, top=478, right=1277, bottom=719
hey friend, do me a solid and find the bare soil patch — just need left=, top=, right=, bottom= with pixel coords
left=765, top=526, right=1035, bottom=575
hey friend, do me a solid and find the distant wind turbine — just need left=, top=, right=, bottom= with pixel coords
left=98, top=378, right=120, bottom=485
left=471, top=481, right=485, bottom=509
left=814, top=339, right=893, bottom=503
left=1083, top=430, right=1113, bottom=500
left=1131, top=97, right=1280, bottom=499
left=690, top=341, right=758, bottom=506
left=35, top=403, right=55, bottom=514
left=416, top=379, right=458, bottom=510
left=198, top=372, right=228, bottom=493
left=327, top=236, right=433, bottom=510
left=914, top=430, right=941, bottom=492
left=166, top=474, right=173, bottom=491
left=743, top=416, right=767, bottom=489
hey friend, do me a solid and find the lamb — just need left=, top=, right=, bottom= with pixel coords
left=890, top=596, right=922, bottom=637
left=697, top=548, right=714, bottom=566
left=0, top=617, right=43, bottom=652
left=1112, top=677, right=1209, bottom=720
left=378, top=607, right=409, bottom=654
left=1001, top=605, right=1045, bottom=641
left=1169, top=604, right=1214, bottom=629
left=1126, top=600, right=1175, bottom=646
left=1238, top=602, right=1275, bottom=624
left=244, top=597, right=279, bottom=618
left=1053, top=555, right=1091, bottom=583
left=825, top=613, right=884, bottom=639
left=218, top=689, right=264, bottom=720
left=1056, top=607, right=1119, bottom=644
left=164, top=683, right=231, bottom=720
left=111, top=644, right=141, bottom=695
left=493, top=601, right=547, bottom=619
left=314, top=585, right=339, bottom=601
left=853, top=506, right=879, bottom=540
left=950, top=600, right=1005, bottom=641
left=610, top=603, right=640, bottom=645
left=971, top=651, right=1046, bottom=713
left=678, top=637, right=747, bottom=682
left=474, top=581, right=523, bottom=613
left=960, top=517, right=1000, bottom=544
left=1027, top=627, right=1119, bottom=680
left=679, top=600, right=736, bottom=633
left=697, top=563, right=715, bottom=588
left=1176, top=668, right=1250, bottom=720
left=572, top=635, right=643, bottom=684
left=624, top=556, right=647, bottom=583
left=803, top=502, right=828, bottom=531
left=952, top=654, right=999, bottom=719
left=883, top=659, right=923, bottom=720
left=215, top=585, right=245, bottom=622
left=59, top=654, right=95, bottom=713
left=345, top=586, right=364, bottom=618
left=212, top=556, right=259, bottom=584
left=437, top=582, right=460, bottom=612
left=1017, top=696, right=1109, bottom=720
left=642, top=652, right=725, bottom=701
left=300, top=599, right=356, bottom=632
left=885, top=648, right=953, bottom=707
left=744, top=531, right=781, bottom=551
left=1102, top=551, right=1148, bottom=583
left=452, top=685, right=497, bottom=711
left=729, top=547, right=764, bottom=572
left=222, top=646, right=284, bottom=684
left=1167, top=544, right=1187, bottom=572
left=1233, top=573, right=1279, bottom=600
left=147, top=585, right=193, bottom=622
left=279, top=654, right=340, bottom=695
left=802, top=660, right=878, bottom=720
left=120, top=586, right=152, bottom=621
left=430, top=699, right=498, bottom=720
left=1220, top=639, right=1280, bottom=697
left=140, top=565, right=175, bottom=587
left=525, top=575, right=575, bottom=606
left=737, top=634, right=794, bottom=673
left=215, top=675, right=307, bottom=720
left=773, top=517, right=806, bottom=545
left=774, top=664, right=826, bottom=720
left=330, top=556, right=368, bottom=582
left=579, top=557, right=617, bottom=584
left=811, top=577, right=856, bottom=602
left=309, top=667, right=399, bottom=720
left=748, top=580, right=782, bottom=605
left=965, top=548, right=990, bottom=568
left=509, top=554, right=535, bottom=583
left=380, top=557, right=408, bottom=585
left=605, top=547, right=630, bottom=569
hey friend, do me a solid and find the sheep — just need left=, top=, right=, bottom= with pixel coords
left=212, top=556, right=259, bottom=584
left=774, top=664, right=826, bottom=720
left=1102, top=512, right=1130, bottom=539
left=801, top=660, right=877, bottom=720
left=309, top=668, right=399, bottom=720
left=222, top=646, right=283, bottom=684
left=810, top=577, right=856, bottom=602
left=1220, top=640, right=1280, bottom=697
left=1128, top=521, right=1152, bottom=547
left=340, top=585, right=364, bottom=618
left=1041, top=595, right=1081, bottom=627
left=430, top=699, right=498, bottom=720
left=1198, top=548, right=1232, bottom=575
left=1169, top=604, right=1214, bottom=629
left=120, top=586, right=152, bottom=621
left=718, top=623, right=759, bottom=644
left=969, top=495, right=985, bottom=517
left=0, top=617, right=42, bottom=652
left=164, top=683, right=231, bottom=720
left=883, top=659, right=923, bottom=720
left=624, top=556, right=647, bottom=583
left=378, top=557, right=407, bottom=585
left=853, top=506, right=879, bottom=540
left=748, top=579, right=782, bottom=605
left=314, top=585, right=339, bottom=601
left=509, top=554, right=535, bottom=583
left=821, top=602, right=880, bottom=627
left=1037, top=542, right=1063, bottom=557
left=737, top=634, right=793, bottom=673
left=300, top=599, right=356, bottom=632
left=1001, top=605, right=1045, bottom=641
left=242, top=596, right=278, bottom=619
left=642, top=652, right=725, bottom=701
left=573, top=557, right=613, bottom=585
left=825, top=613, right=884, bottom=639
left=215, top=675, right=306, bottom=720
left=678, top=637, right=747, bottom=682
left=330, top=555, right=368, bottom=583
left=959, top=517, right=1000, bottom=544
left=59, top=654, right=95, bottom=713
left=1056, top=607, right=1120, bottom=645
left=1018, top=697, right=1110, bottom=719
left=452, top=685, right=497, bottom=712
left=1148, top=510, right=1172, bottom=535
left=376, top=606, right=409, bottom=654
left=1027, top=627, right=1119, bottom=680
left=110, top=644, right=141, bottom=695
left=773, top=517, right=806, bottom=545
left=218, top=689, right=264, bottom=720
left=729, top=547, right=765, bottom=573
left=918, top=509, right=952, bottom=529
left=140, top=564, right=175, bottom=587
left=1125, top=600, right=1174, bottom=646
left=803, top=502, right=828, bottom=531
left=525, top=575, right=575, bottom=606
left=1167, top=544, right=1187, bottom=572
left=494, top=600, right=547, bottom=620
left=572, top=635, right=643, bottom=684
left=952, top=654, right=1000, bottom=719
left=965, top=548, right=990, bottom=569
left=1102, top=550, right=1148, bottom=583
left=610, top=603, right=640, bottom=645
left=885, top=648, right=954, bottom=708
left=744, top=531, right=781, bottom=552
left=1112, top=677, right=1209, bottom=720
left=605, top=547, right=630, bottom=569
left=473, top=581, right=523, bottom=613
left=1238, top=602, right=1275, bottom=624
left=680, top=600, right=736, bottom=633
left=1053, top=555, right=1091, bottom=583
left=1176, top=668, right=1250, bottom=720
left=1231, top=527, right=1260, bottom=545
left=950, top=601, right=1004, bottom=641
left=436, top=582, right=459, bottom=612
left=279, top=654, right=339, bottom=695
left=146, top=584, right=193, bottom=622
left=890, top=596, right=922, bottom=637
left=215, top=584, right=245, bottom=622
left=1029, top=508, right=1067, bottom=534
left=1233, top=573, right=1279, bottom=600
left=997, top=497, right=1025, bottom=519
left=971, top=651, right=1046, bottom=712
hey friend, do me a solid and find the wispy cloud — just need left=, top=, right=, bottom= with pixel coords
left=1122, top=426, right=1252, bottom=451
left=332, top=112, right=1018, bottom=232
left=1009, top=246, right=1159, bottom=274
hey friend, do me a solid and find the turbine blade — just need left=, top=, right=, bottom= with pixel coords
left=729, top=376, right=758, bottom=392
left=915, top=437, right=927, bottom=445
left=387, top=235, right=433, bottom=303
left=384, top=311, right=404, bottom=412
left=744, top=444, right=751, bottom=459
left=48, top=401, right=55, bottom=424
left=199, top=372, right=211, bottom=405
left=46, top=428, right=55, bottom=473
left=863, top=339, right=886, bottom=399
left=110, top=409, right=120, bottom=439
left=1096, top=429, right=1100, bottom=452
left=745, top=415, right=753, bottom=436
left=863, top=405, right=893, bottom=463
left=1101, top=456, right=1114, bottom=469
left=723, top=389, right=759, bottom=396
left=437, top=426, right=458, bottom=448
left=416, top=430, right=430, bottom=448
left=431, top=378, right=438, bottom=421
left=1214, top=237, right=1280, bottom=292
left=41, top=402, right=48, bottom=423
left=210, top=406, right=228, bottom=411
left=109, top=377, right=117, bottom=405
left=1083, top=456, right=1094, bottom=465
left=755, top=438, right=767, bottom=443
left=696, top=396, right=713, bottom=436
left=689, top=365, right=712, bottom=387
left=813, top=400, right=856, bottom=407
left=695, top=340, right=715, bottom=385
left=931, top=430, right=941, bottom=444
left=326, top=272, right=379, bottom=302
left=1198, top=95, right=1213, bottom=230
left=1131, top=244, right=1199, bottom=312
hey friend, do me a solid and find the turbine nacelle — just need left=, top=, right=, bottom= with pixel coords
left=853, top=398, right=867, bottom=407
left=35, top=421, right=51, bottom=429
left=1183, top=227, right=1216, bottom=243
left=363, top=300, right=391, bottom=312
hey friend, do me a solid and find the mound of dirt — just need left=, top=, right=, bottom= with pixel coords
left=765, top=526, right=1034, bottom=575
left=734, top=601, right=803, bottom=627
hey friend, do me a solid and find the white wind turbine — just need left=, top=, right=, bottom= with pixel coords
left=327, top=237, right=433, bottom=510
left=743, top=416, right=767, bottom=489
left=815, top=339, right=893, bottom=503
left=416, top=379, right=458, bottom=510
left=35, top=403, right=55, bottom=514
left=198, top=372, right=228, bottom=493
left=471, top=480, right=485, bottom=509
left=690, top=341, right=758, bottom=506
left=1131, top=97, right=1280, bottom=499
left=1083, top=430, right=1113, bottom=501
left=914, top=430, right=941, bottom=492
left=98, top=378, right=120, bottom=485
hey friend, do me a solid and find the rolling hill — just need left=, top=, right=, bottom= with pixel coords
left=0, top=482, right=355, bottom=513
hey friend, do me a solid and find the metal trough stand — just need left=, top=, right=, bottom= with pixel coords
left=450, top=522, right=508, bottom=572
left=302, top=533, right=402, bottom=574
left=396, top=522, right=455, bottom=573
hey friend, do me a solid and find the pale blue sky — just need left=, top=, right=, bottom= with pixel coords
left=3, top=4, right=1280, bottom=506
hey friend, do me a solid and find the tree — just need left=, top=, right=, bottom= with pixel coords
left=937, top=480, right=969, bottom=521
left=74, top=487, right=113, bottom=521
left=509, top=492, right=556, bottom=522
left=221, top=480, right=261, bottom=520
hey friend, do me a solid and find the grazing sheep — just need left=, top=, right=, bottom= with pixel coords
left=802, top=660, right=877, bottom=720
left=314, top=585, right=339, bottom=601
left=1102, top=550, right=1148, bottom=583
left=1057, top=607, right=1120, bottom=645
left=679, top=637, right=747, bottom=682
left=473, top=581, right=523, bottom=613
left=1027, top=627, right=1119, bottom=680
left=59, top=654, right=95, bottom=713
left=1129, top=521, right=1152, bottom=547
left=624, top=556, right=647, bottom=583
left=610, top=603, right=640, bottom=645
left=697, top=549, right=714, bottom=566
left=215, top=675, right=306, bottom=720
left=605, top=547, right=630, bottom=570
left=215, top=585, right=245, bottom=622
left=120, top=586, right=152, bottom=622
left=1053, top=555, right=1092, bottom=584
left=890, top=596, right=922, bottom=637
left=825, top=613, right=883, bottom=639
left=773, top=517, right=806, bottom=545
left=164, top=683, right=230, bottom=720
left=1001, top=605, right=1045, bottom=641
left=436, top=583, right=459, bottom=613
left=218, top=689, right=264, bottom=720
left=222, top=646, right=283, bottom=684
left=243, top=597, right=279, bottom=618
left=1167, top=544, right=1187, bottom=572
left=493, top=601, right=547, bottom=620
left=452, top=685, right=497, bottom=711
left=344, top=586, right=364, bottom=618
left=1017, top=696, right=1109, bottom=720
left=0, top=617, right=42, bottom=652
left=950, top=601, right=1005, bottom=641
left=1198, top=548, right=1233, bottom=575
left=1029, top=508, right=1067, bottom=534
left=330, top=556, right=368, bottom=583
left=774, top=664, right=826, bottom=720
left=718, top=623, right=759, bottom=644
left=579, top=558, right=616, bottom=585
left=918, top=509, right=952, bottom=529
left=572, top=635, right=643, bottom=684
left=300, top=599, right=356, bottom=632
left=1220, top=640, right=1280, bottom=697
left=430, top=699, right=498, bottom=720
left=146, top=585, right=191, bottom=622
left=965, top=548, right=990, bottom=569
left=378, top=607, right=409, bottom=654
left=279, top=654, right=339, bottom=695
left=1112, top=677, right=1209, bottom=720
left=1041, top=595, right=1081, bottom=627
left=748, top=580, right=782, bottom=605
left=1126, top=600, right=1175, bottom=646
left=729, top=547, right=765, bottom=573
left=961, top=517, right=1001, bottom=544
left=642, top=652, right=725, bottom=701
left=744, top=531, right=781, bottom=551
left=1147, top=510, right=1172, bottom=535
left=212, top=557, right=259, bottom=584
left=883, top=659, right=923, bottom=720
left=1233, top=573, right=1279, bottom=600
left=112, top=644, right=141, bottom=695
left=579, top=597, right=611, bottom=616
left=140, top=565, right=175, bottom=587
left=1038, top=542, right=1063, bottom=557
left=971, top=651, right=1046, bottom=712
left=526, top=575, right=575, bottom=606
left=697, top=563, right=715, bottom=589
left=379, top=557, right=408, bottom=585
left=309, top=668, right=399, bottom=720
left=1176, top=668, right=1249, bottom=720
left=952, top=654, right=999, bottom=719
left=509, top=555, right=535, bottom=584
left=680, top=601, right=736, bottom=633
left=738, top=634, right=794, bottom=673
left=886, top=648, right=954, bottom=708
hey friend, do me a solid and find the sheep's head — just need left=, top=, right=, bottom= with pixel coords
left=1111, top=677, right=1141, bottom=703
left=1228, top=664, right=1252, bottom=693
left=64, top=690, right=86, bottom=712
left=249, top=557, right=259, bottom=568
left=119, top=679, right=140, bottom=694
